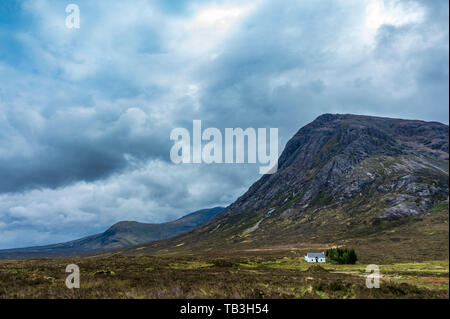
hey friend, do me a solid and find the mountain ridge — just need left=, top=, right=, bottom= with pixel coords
left=0, top=207, right=225, bottom=259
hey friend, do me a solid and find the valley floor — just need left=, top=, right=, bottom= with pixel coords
left=0, top=253, right=448, bottom=299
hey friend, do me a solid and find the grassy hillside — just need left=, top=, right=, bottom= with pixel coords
left=102, top=202, right=447, bottom=264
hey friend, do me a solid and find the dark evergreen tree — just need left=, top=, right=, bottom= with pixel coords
left=325, top=248, right=358, bottom=264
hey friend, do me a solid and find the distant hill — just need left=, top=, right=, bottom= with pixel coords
left=0, top=207, right=224, bottom=259
left=117, top=114, right=449, bottom=263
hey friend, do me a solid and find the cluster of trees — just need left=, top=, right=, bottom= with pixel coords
left=325, top=248, right=358, bottom=264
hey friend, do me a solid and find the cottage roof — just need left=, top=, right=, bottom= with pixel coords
left=306, top=253, right=325, bottom=258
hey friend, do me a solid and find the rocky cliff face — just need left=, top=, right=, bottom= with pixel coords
left=224, top=114, right=448, bottom=220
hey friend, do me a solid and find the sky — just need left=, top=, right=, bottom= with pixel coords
left=0, top=0, right=448, bottom=249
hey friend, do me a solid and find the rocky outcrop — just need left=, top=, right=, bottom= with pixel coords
left=224, top=114, right=448, bottom=219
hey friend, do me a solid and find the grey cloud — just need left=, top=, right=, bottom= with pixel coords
left=0, top=160, right=256, bottom=249
left=195, top=0, right=448, bottom=133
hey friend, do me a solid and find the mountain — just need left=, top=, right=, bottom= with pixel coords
left=119, top=114, right=449, bottom=263
left=0, top=207, right=224, bottom=259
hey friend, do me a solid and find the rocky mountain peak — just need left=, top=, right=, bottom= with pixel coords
left=225, top=114, right=448, bottom=219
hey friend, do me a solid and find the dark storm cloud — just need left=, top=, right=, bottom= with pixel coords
left=196, top=0, right=448, bottom=134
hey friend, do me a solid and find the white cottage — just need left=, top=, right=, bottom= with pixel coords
left=304, top=252, right=326, bottom=263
